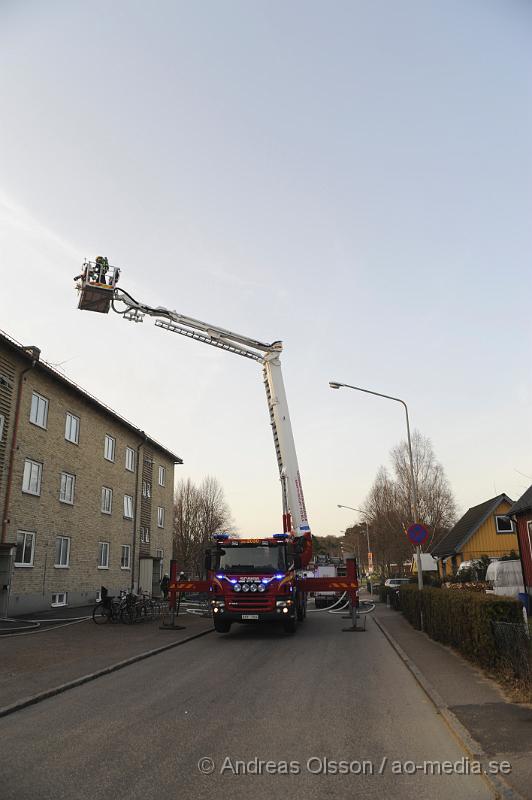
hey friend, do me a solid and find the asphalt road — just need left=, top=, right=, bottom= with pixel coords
left=1, top=611, right=492, bottom=800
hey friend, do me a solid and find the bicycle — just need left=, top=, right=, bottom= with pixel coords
left=92, top=587, right=125, bottom=624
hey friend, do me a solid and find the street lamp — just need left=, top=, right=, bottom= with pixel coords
left=330, top=381, right=423, bottom=589
left=337, top=504, right=371, bottom=572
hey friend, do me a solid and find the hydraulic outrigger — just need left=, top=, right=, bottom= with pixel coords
left=75, top=260, right=359, bottom=634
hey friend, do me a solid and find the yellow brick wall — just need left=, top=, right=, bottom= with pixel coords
left=3, top=346, right=177, bottom=610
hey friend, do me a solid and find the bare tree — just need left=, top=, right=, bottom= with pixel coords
left=358, top=432, right=456, bottom=576
left=390, top=431, right=456, bottom=549
left=173, top=476, right=232, bottom=577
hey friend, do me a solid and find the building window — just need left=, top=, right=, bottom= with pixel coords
left=157, top=506, right=165, bottom=528
left=101, top=487, right=113, bottom=514
left=158, top=466, right=166, bottom=486
left=156, top=548, right=163, bottom=581
left=496, top=515, right=514, bottom=534
left=125, top=446, right=136, bottom=472
left=59, top=472, right=76, bottom=504
left=123, top=494, right=133, bottom=519
left=15, top=530, right=35, bottom=567
left=22, top=459, right=42, bottom=496
left=0, top=413, right=5, bottom=441
left=98, top=541, right=109, bottom=568
left=121, top=545, right=131, bottom=570
left=51, top=592, right=67, bottom=607
left=55, top=536, right=70, bottom=568
left=104, top=435, right=116, bottom=462
left=30, top=392, right=48, bottom=429
left=140, top=526, right=150, bottom=544
left=142, top=481, right=151, bottom=498
left=65, top=413, right=80, bottom=444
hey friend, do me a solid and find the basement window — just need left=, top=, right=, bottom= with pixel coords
left=496, top=515, right=514, bottom=534
left=51, top=592, right=67, bottom=607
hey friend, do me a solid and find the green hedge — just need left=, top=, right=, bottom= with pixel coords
left=399, top=585, right=523, bottom=670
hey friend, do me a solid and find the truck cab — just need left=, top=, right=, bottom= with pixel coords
left=207, top=534, right=306, bottom=634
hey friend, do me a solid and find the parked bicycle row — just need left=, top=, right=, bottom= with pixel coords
left=92, top=586, right=167, bottom=625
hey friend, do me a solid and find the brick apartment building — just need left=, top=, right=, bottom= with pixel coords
left=0, top=330, right=182, bottom=616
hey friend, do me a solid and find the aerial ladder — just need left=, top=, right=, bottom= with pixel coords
left=75, top=260, right=359, bottom=634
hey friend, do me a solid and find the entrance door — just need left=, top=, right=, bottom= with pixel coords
left=139, top=558, right=153, bottom=596
left=152, top=559, right=162, bottom=597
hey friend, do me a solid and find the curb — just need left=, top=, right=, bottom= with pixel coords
left=0, top=625, right=214, bottom=720
left=373, top=615, right=525, bottom=800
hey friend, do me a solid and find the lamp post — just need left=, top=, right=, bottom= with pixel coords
left=337, top=504, right=371, bottom=572
left=330, top=381, right=423, bottom=589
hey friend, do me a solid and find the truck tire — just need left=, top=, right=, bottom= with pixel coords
left=282, top=617, right=297, bottom=635
left=214, top=619, right=231, bottom=634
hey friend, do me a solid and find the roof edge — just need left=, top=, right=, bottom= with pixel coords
left=0, top=328, right=183, bottom=465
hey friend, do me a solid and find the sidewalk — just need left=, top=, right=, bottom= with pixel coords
left=0, top=608, right=213, bottom=712
left=371, top=596, right=532, bottom=799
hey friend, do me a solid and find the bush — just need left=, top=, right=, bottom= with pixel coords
left=399, top=585, right=523, bottom=670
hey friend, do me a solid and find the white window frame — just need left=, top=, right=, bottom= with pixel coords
left=55, top=536, right=71, bottom=568
left=98, top=541, right=110, bottom=569
left=51, top=592, right=67, bottom=607
left=142, top=481, right=151, bottom=498
left=125, top=446, right=136, bottom=472
left=15, top=530, right=35, bottom=567
left=121, top=544, right=131, bottom=570
left=495, top=515, right=514, bottom=534
left=65, top=412, right=80, bottom=444
left=30, top=391, right=48, bottom=429
left=59, top=472, right=76, bottom=505
left=22, top=459, right=42, bottom=496
left=104, top=434, right=116, bottom=462
left=101, top=487, right=113, bottom=514
left=123, top=494, right=133, bottom=519
left=157, top=506, right=165, bottom=528
left=140, top=526, right=150, bottom=544
left=158, top=465, right=166, bottom=487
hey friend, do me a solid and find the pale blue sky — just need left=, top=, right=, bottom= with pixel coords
left=1, top=0, right=530, bottom=535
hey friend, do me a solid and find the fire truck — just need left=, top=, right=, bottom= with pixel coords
left=75, top=260, right=358, bottom=634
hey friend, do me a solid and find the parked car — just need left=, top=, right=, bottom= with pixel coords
left=384, top=578, right=410, bottom=588
left=485, top=559, right=524, bottom=598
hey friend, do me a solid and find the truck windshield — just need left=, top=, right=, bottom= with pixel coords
left=217, top=545, right=287, bottom=574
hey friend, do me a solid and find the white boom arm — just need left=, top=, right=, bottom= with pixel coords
left=108, top=284, right=310, bottom=544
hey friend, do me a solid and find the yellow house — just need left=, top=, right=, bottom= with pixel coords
left=432, top=494, right=518, bottom=578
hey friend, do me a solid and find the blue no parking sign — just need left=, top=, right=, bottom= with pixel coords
left=407, top=523, right=429, bottom=545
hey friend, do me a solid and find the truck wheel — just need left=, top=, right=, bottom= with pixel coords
left=283, top=617, right=297, bottom=635
left=214, top=619, right=231, bottom=634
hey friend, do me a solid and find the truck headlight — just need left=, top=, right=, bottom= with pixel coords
left=258, top=584, right=266, bottom=592
left=233, top=583, right=241, bottom=592
left=250, top=584, right=258, bottom=592
left=242, top=584, right=250, bottom=592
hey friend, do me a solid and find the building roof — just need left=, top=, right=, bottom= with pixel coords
left=0, top=328, right=183, bottom=464
left=431, top=493, right=513, bottom=558
left=507, top=485, right=532, bottom=517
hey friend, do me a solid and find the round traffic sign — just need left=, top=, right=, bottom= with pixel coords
left=407, top=523, right=429, bottom=545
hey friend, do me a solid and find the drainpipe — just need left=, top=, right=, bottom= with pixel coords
left=2, top=352, right=39, bottom=544
left=131, top=432, right=147, bottom=591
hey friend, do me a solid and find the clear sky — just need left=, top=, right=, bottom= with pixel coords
left=1, top=0, right=530, bottom=536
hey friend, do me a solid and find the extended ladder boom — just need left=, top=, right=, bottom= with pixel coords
left=75, top=264, right=312, bottom=564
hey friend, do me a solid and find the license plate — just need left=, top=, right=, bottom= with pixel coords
left=241, top=614, right=259, bottom=620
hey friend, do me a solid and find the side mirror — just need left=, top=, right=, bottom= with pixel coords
left=204, top=550, right=212, bottom=571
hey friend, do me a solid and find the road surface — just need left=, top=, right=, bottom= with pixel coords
left=1, top=610, right=492, bottom=799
